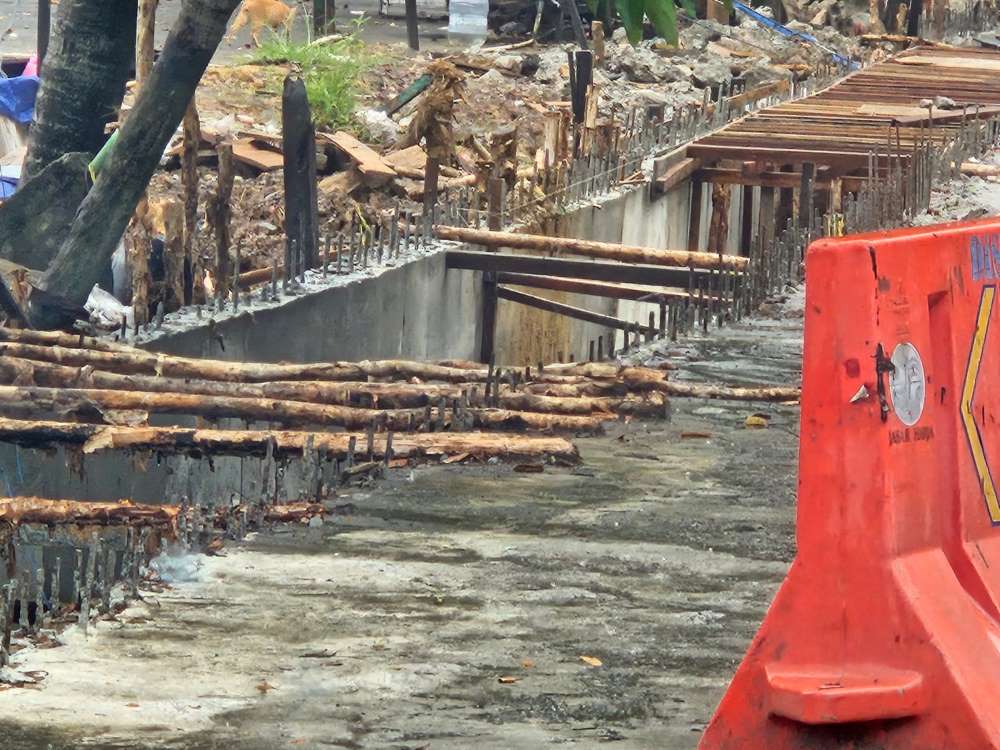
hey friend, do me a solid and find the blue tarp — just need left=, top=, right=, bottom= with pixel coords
left=731, top=1, right=859, bottom=69
left=0, top=75, right=39, bottom=125
left=0, top=176, right=17, bottom=200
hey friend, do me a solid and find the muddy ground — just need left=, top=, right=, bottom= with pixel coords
left=0, top=291, right=803, bottom=749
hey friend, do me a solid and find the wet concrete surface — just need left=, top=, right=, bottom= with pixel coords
left=0, top=293, right=803, bottom=749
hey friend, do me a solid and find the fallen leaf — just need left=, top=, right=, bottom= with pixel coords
left=498, top=675, right=520, bottom=684
left=126, top=703, right=140, bottom=708
left=744, top=415, right=769, bottom=429
left=205, top=538, right=226, bottom=556
left=579, top=655, right=603, bottom=668
left=521, top=659, right=535, bottom=669
left=256, top=680, right=277, bottom=695
left=680, top=431, right=712, bottom=439
left=389, top=458, right=409, bottom=468
left=442, top=452, right=471, bottom=465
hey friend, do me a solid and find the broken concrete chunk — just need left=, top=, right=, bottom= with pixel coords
left=691, top=57, right=733, bottom=89
left=615, top=46, right=690, bottom=84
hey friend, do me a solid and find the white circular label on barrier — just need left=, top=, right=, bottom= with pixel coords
left=889, top=342, right=926, bottom=427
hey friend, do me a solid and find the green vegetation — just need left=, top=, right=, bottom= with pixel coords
left=249, top=33, right=375, bottom=131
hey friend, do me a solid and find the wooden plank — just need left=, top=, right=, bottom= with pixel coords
left=319, top=131, right=397, bottom=186
left=445, top=250, right=719, bottom=288
left=653, top=157, right=701, bottom=196
left=496, top=273, right=697, bottom=301
left=232, top=138, right=284, bottom=172
left=383, top=144, right=427, bottom=172
left=897, top=54, right=1000, bottom=71
left=497, top=286, right=655, bottom=335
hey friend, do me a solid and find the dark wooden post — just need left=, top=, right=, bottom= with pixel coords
left=480, top=177, right=503, bottom=364
left=213, top=143, right=234, bottom=300
left=570, top=49, right=593, bottom=125
left=906, top=0, right=924, bottom=37
left=687, top=180, right=703, bottom=251
left=405, top=0, right=420, bottom=50
left=799, top=162, right=815, bottom=230
left=564, top=0, right=589, bottom=50
left=740, top=184, right=754, bottom=257
left=282, top=74, right=319, bottom=278
left=313, top=0, right=326, bottom=34
left=37, top=0, right=51, bottom=69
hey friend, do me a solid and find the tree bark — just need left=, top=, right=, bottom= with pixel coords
left=23, top=0, right=138, bottom=181
left=0, top=416, right=581, bottom=463
left=30, top=0, right=242, bottom=328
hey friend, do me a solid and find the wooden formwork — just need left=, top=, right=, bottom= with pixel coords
left=682, top=47, right=1000, bottom=253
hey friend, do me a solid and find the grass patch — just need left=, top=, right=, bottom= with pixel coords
left=249, top=33, right=375, bottom=131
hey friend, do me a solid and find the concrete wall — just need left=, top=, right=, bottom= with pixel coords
left=146, top=252, right=484, bottom=364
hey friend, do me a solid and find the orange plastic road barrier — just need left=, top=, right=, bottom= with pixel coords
left=701, top=217, right=1000, bottom=749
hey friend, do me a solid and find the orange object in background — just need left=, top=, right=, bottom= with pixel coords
left=700, top=218, right=1000, bottom=749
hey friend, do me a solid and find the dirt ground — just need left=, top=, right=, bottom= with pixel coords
left=0, top=290, right=803, bottom=750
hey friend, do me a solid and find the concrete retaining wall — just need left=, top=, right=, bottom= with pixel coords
left=0, top=176, right=732, bottom=505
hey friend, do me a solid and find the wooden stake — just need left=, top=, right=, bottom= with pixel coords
left=212, top=143, right=234, bottom=301
left=181, top=99, right=201, bottom=296
left=136, top=0, right=158, bottom=85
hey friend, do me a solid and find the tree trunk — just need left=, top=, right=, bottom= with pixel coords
left=23, top=0, right=137, bottom=182
left=30, top=0, right=242, bottom=329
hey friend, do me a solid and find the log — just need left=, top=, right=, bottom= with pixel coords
left=0, top=327, right=134, bottom=353
left=0, top=341, right=491, bottom=383
left=0, top=357, right=659, bottom=417
left=961, top=161, right=1000, bottom=178
left=657, top=381, right=800, bottom=402
left=0, top=384, right=607, bottom=433
left=0, top=497, right=179, bottom=531
left=434, top=226, right=749, bottom=270
left=0, top=417, right=581, bottom=463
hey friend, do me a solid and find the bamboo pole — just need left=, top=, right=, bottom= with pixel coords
left=0, top=417, right=581, bottom=463
left=434, top=226, right=750, bottom=270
